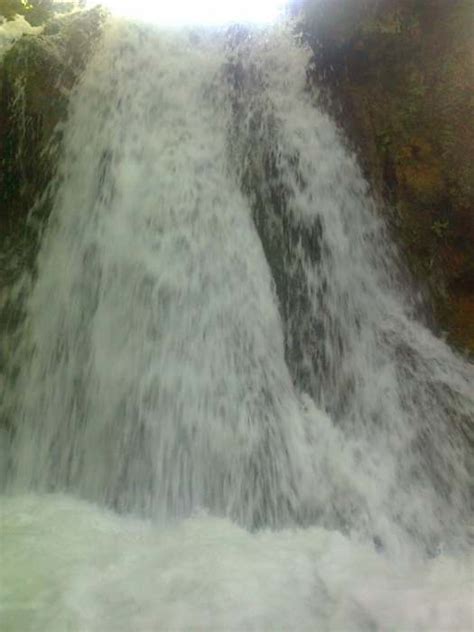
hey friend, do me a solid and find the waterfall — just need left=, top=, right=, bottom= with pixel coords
left=1, top=16, right=473, bottom=631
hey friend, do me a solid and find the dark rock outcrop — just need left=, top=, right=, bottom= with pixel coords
left=0, top=7, right=105, bottom=434
left=0, top=6, right=106, bottom=284
left=299, top=0, right=474, bottom=354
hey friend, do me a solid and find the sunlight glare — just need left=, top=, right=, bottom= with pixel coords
left=86, top=0, right=287, bottom=26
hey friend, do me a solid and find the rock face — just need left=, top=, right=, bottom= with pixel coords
left=0, top=6, right=105, bottom=283
left=0, top=6, right=105, bottom=433
left=300, top=0, right=474, bottom=355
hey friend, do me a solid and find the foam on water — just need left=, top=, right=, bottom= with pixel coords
left=1, top=494, right=473, bottom=632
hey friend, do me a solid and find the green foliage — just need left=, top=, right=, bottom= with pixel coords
left=0, top=0, right=49, bottom=24
left=0, top=0, right=81, bottom=25
left=0, top=0, right=27, bottom=21
left=431, top=220, right=450, bottom=239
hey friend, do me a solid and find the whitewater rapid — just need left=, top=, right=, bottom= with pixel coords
left=1, top=495, right=473, bottom=631
left=1, top=15, right=473, bottom=631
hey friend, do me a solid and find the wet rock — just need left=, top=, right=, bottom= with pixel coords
left=0, top=6, right=106, bottom=282
left=300, top=0, right=474, bottom=354
left=0, top=7, right=106, bottom=436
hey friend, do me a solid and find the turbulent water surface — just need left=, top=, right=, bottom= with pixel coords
left=1, top=15, right=473, bottom=631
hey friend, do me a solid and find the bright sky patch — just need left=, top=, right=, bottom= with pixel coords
left=87, top=0, right=286, bottom=26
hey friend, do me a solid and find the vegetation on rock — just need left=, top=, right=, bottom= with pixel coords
left=0, top=0, right=83, bottom=26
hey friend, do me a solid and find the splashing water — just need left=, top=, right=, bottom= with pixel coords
left=1, top=495, right=472, bottom=631
left=1, top=16, right=473, bottom=631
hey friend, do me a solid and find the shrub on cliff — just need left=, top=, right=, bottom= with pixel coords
left=1, top=0, right=84, bottom=25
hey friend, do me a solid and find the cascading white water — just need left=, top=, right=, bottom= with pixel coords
left=224, top=29, right=474, bottom=551
left=1, top=15, right=473, bottom=631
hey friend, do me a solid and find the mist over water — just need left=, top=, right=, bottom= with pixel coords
left=1, top=16, right=473, bottom=631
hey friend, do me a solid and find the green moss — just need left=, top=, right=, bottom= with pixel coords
left=431, top=220, right=450, bottom=240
